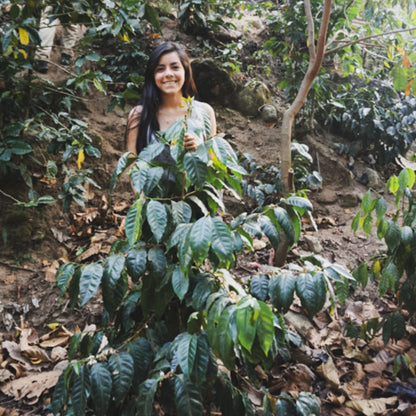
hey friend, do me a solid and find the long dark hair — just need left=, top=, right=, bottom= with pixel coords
left=136, top=42, right=197, bottom=153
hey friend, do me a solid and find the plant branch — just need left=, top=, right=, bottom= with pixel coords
left=326, top=26, right=416, bottom=54
left=0, top=188, right=21, bottom=203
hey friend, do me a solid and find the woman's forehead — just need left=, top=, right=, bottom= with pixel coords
left=157, top=51, right=182, bottom=66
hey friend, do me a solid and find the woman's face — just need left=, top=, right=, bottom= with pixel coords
left=154, top=51, right=186, bottom=96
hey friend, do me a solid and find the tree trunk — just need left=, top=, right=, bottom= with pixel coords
left=280, top=0, right=332, bottom=194
left=276, top=0, right=332, bottom=266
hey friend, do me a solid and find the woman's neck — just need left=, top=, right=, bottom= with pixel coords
left=159, top=93, right=184, bottom=111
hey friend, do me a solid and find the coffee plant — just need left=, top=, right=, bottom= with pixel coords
left=351, top=167, right=416, bottom=344
left=50, top=98, right=353, bottom=415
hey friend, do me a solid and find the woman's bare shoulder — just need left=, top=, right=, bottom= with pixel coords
left=196, top=101, right=215, bottom=115
left=128, top=105, right=143, bottom=119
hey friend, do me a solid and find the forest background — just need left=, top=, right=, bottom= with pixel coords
left=0, top=0, right=416, bottom=415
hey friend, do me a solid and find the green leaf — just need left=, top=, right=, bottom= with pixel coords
left=137, top=378, right=159, bottom=415
left=125, top=198, right=144, bottom=246
left=172, top=266, right=189, bottom=301
left=192, top=274, right=218, bottom=310
left=217, top=304, right=237, bottom=369
left=379, top=262, right=399, bottom=295
left=72, top=366, right=90, bottom=416
left=79, top=263, right=103, bottom=306
left=103, top=254, right=125, bottom=285
left=148, top=247, right=167, bottom=275
left=398, top=167, right=411, bottom=191
left=90, top=363, right=112, bottom=416
left=108, top=352, right=134, bottom=402
left=176, top=333, right=197, bottom=378
left=190, top=216, right=212, bottom=264
left=285, top=196, right=313, bottom=211
left=126, top=248, right=147, bottom=281
left=236, top=296, right=260, bottom=353
left=127, top=338, right=153, bottom=386
left=144, top=3, right=161, bottom=31
left=146, top=200, right=167, bottom=243
left=250, top=274, right=269, bottom=301
left=172, top=200, right=192, bottom=224
left=138, top=142, right=165, bottom=163
left=110, top=152, right=137, bottom=194
left=184, top=153, right=208, bottom=188
left=382, top=312, right=406, bottom=344
left=296, top=272, right=326, bottom=317
left=269, top=273, right=295, bottom=313
left=259, top=215, right=280, bottom=248
left=361, top=190, right=374, bottom=213
left=56, top=263, right=75, bottom=293
left=144, top=166, right=164, bottom=194
left=211, top=217, right=234, bottom=265
left=276, top=398, right=296, bottom=416
left=50, top=371, right=67, bottom=414
left=273, top=207, right=295, bottom=244
left=375, top=197, right=387, bottom=221
left=353, top=262, right=368, bottom=288
left=384, top=220, right=402, bottom=251
left=256, top=301, right=274, bottom=355
left=401, top=226, right=414, bottom=245
left=296, top=392, right=321, bottom=416
left=174, top=375, right=204, bottom=416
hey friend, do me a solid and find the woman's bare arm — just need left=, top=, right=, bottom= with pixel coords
left=126, top=105, right=142, bottom=154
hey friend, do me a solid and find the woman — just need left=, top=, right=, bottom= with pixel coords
left=126, top=41, right=217, bottom=157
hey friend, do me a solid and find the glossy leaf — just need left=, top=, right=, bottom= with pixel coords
left=126, top=248, right=147, bottom=281
left=172, top=200, right=192, bottom=224
left=79, top=263, right=103, bottom=306
left=259, top=215, right=280, bottom=248
left=211, top=217, right=234, bottom=265
left=273, top=207, right=295, bottom=244
left=108, top=352, right=134, bottom=402
left=137, top=378, right=159, bottom=416
left=143, top=166, right=164, bottom=194
left=174, top=375, right=204, bottom=416
left=184, top=153, right=208, bottom=187
left=125, top=198, right=144, bottom=246
left=285, top=196, right=313, bottom=211
left=190, top=216, right=212, bottom=264
left=110, top=151, right=136, bottom=194
left=256, top=301, right=274, bottom=355
left=56, top=262, right=75, bottom=293
left=103, top=254, right=125, bottom=285
left=127, top=338, right=153, bottom=386
left=250, top=274, right=269, bottom=301
left=296, top=272, right=326, bottom=317
left=236, top=296, right=260, bottom=353
left=148, top=247, right=167, bottom=275
left=90, top=363, right=112, bottom=416
left=296, top=392, right=321, bottom=416
left=384, top=220, right=402, bottom=251
left=217, top=304, right=237, bottom=369
left=72, top=366, right=90, bottom=416
left=269, top=273, right=295, bottom=313
left=172, top=266, right=189, bottom=301
left=147, top=200, right=167, bottom=243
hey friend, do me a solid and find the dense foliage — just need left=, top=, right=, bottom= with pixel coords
left=351, top=167, right=416, bottom=345
left=264, top=0, right=416, bottom=163
left=51, top=99, right=353, bottom=414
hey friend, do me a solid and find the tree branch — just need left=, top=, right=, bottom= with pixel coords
left=304, top=0, right=316, bottom=60
left=326, top=26, right=416, bottom=54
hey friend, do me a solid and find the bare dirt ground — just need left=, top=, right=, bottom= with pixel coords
left=1, top=12, right=414, bottom=416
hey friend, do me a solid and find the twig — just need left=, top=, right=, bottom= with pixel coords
left=0, top=188, right=20, bottom=203
left=0, top=260, right=40, bottom=273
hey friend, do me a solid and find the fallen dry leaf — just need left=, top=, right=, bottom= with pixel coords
left=326, top=391, right=346, bottom=405
left=346, top=397, right=397, bottom=416
left=366, top=376, right=389, bottom=398
left=39, top=336, right=69, bottom=349
left=342, top=380, right=366, bottom=401
left=0, top=370, right=61, bottom=402
left=317, top=355, right=340, bottom=388
left=364, top=361, right=387, bottom=376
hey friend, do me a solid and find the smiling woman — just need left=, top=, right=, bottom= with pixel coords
left=126, top=41, right=217, bottom=160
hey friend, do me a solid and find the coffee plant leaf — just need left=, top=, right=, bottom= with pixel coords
left=217, top=304, right=237, bottom=369
left=146, top=200, right=167, bottom=243
left=125, top=197, right=145, bottom=246
left=269, top=273, right=296, bottom=313
left=236, top=296, right=260, bottom=354
left=190, top=216, right=212, bottom=264
left=172, top=266, right=189, bottom=301
left=382, top=312, right=406, bottom=344
left=138, top=141, right=165, bottom=163
left=137, top=378, right=160, bottom=416
left=126, top=337, right=153, bottom=387
left=250, top=274, right=269, bottom=301
left=90, top=363, right=112, bottom=416
left=211, top=217, right=234, bottom=266
left=56, top=262, right=76, bottom=293
left=375, top=197, right=388, bottom=221
left=79, top=263, right=103, bottom=306
left=103, top=254, right=125, bottom=285
left=184, top=153, right=208, bottom=188
left=143, top=166, right=164, bottom=194
left=272, top=207, right=296, bottom=244
left=191, top=274, right=218, bottom=310
left=110, top=151, right=136, bottom=194
left=326, top=264, right=355, bottom=281
left=256, top=300, right=274, bottom=356
left=187, top=195, right=209, bottom=216
left=171, top=200, right=192, bottom=225
left=174, top=374, right=204, bottom=416
left=296, top=272, right=326, bottom=317
left=385, top=220, right=402, bottom=251
left=276, top=397, right=297, bottom=416
left=284, top=196, right=313, bottom=212
left=126, top=248, right=147, bottom=281
left=259, top=215, right=280, bottom=248
left=296, top=392, right=321, bottom=416
left=148, top=247, right=167, bottom=275
left=51, top=372, right=68, bottom=414
left=130, top=164, right=149, bottom=195
left=72, top=365, right=90, bottom=416
left=108, top=352, right=134, bottom=402
left=401, top=226, right=414, bottom=245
